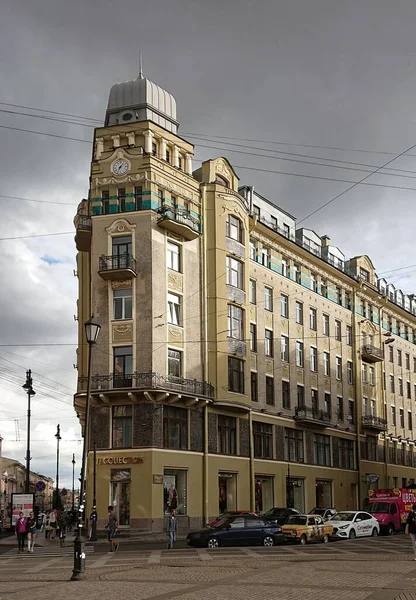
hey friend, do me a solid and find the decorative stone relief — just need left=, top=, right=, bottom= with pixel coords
left=324, top=378, right=331, bottom=389
left=297, top=370, right=304, bottom=384
left=323, top=338, right=329, bottom=349
left=168, top=326, right=183, bottom=346
left=226, top=237, right=245, bottom=257
left=154, top=174, right=194, bottom=201
left=94, top=173, right=146, bottom=189
left=168, top=272, right=183, bottom=293
left=296, top=325, right=303, bottom=336
left=218, top=192, right=249, bottom=212
left=264, top=311, right=273, bottom=328
left=310, top=374, right=318, bottom=387
left=220, top=203, right=246, bottom=223
left=250, top=354, right=257, bottom=370
left=106, top=219, right=136, bottom=235
left=265, top=359, right=274, bottom=374
left=282, top=364, right=290, bottom=378
left=337, top=383, right=343, bottom=393
left=250, top=305, right=256, bottom=322
left=281, top=319, right=289, bottom=333
left=111, top=280, right=132, bottom=290
left=113, top=323, right=133, bottom=343
left=349, top=385, right=355, bottom=398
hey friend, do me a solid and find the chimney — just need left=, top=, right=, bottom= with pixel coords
left=321, top=235, right=330, bottom=247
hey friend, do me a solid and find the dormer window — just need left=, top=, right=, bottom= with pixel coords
left=360, top=268, right=369, bottom=282
left=215, top=174, right=229, bottom=187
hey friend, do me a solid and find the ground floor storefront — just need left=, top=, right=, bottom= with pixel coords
left=87, top=449, right=361, bottom=532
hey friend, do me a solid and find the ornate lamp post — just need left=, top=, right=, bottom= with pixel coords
left=54, top=425, right=61, bottom=509
left=22, top=371, right=35, bottom=493
left=71, top=316, right=100, bottom=581
left=71, top=454, right=76, bottom=512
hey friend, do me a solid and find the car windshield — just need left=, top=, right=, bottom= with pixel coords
left=212, top=518, right=230, bottom=528
left=369, top=502, right=390, bottom=514
left=310, top=508, right=325, bottom=515
left=331, top=512, right=355, bottom=522
left=263, top=508, right=285, bottom=517
left=287, top=516, right=307, bottom=525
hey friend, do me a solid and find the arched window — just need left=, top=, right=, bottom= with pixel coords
left=215, top=174, right=229, bottom=187
left=226, top=214, right=243, bottom=244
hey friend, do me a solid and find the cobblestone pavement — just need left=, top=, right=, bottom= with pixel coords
left=1, top=537, right=416, bottom=600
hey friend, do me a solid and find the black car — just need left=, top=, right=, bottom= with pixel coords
left=186, top=515, right=284, bottom=548
left=262, top=507, right=302, bottom=525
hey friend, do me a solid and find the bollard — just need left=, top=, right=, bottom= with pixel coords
left=71, top=529, right=86, bottom=581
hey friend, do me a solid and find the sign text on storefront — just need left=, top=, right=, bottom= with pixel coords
left=97, top=456, right=144, bottom=465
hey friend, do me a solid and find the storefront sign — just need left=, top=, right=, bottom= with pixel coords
left=11, top=493, right=35, bottom=526
left=153, top=474, right=163, bottom=484
left=219, top=472, right=235, bottom=478
left=97, top=456, right=143, bottom=465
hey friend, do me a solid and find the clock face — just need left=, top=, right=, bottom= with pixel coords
left=111, top=159, right=129, bottom=176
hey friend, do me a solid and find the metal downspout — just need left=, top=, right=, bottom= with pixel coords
left=201, top=185, right=209, bottom=526
left=353, top=288, right=363, bottom=508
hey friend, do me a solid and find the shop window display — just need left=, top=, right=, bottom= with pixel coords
left=255, top=477, right=274, bottom=513
left=163, top=469, right=187, bottom=515
left=110, top=469, right=131, bottom=526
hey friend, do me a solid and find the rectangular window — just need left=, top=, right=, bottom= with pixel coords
left=283, top=223, right=290, bottom=238
left=407, top=381, right=412, bottom=399
left=345, top=291, right=352, bottom=311
left=406, top=353, right=410, bottom=370
left=321, top=279, right=328, bottom=298
left=168, top=293, right=181, bottom=326
left=157, top=188, right=164, bottom=206
left=400, top=408, right=405, bottom=429
left=293, top=263, right=301, bottom=284
left=167, top=242, right=180, bottom=272
left=369, top=366, right=375, bottom=385
left=337, top=397, right=344, bottom=421
left=324, top=352, right=330, bottom=376
left=270, top=215, right=277, bottom=231
left=295, top=301, right=303, bottom=325
left=227, top=304, right=244, bottom=340
left=360, top=268, right=370, bottom=282
left=285, top=428, right=304, bottom=463
left=265, top=329, right=274, bottom=357
left=226, top=256, right=244, bottom=289
left=218, top=416, right=237, bottom=455
left=398, top=350, right=402, bottom=366
left=112, top=405, right=132, bottom=448
left=399, top=378, right=403, bottom=396
left=261, top=247, right=270, bottom=267
left=409, top=411, right=413, bottom=431
left=390, top=375, right=395, bottom=393
left=362, top=397, right=368, bottom=415
left=253, top=422, right=273, bottom=459
left=251, top=372, right=258, bottom=402
left=102, top=190, right=110, bottom=214
left=366, top=436, right=376, bottom=461
left=311, top=389, right=319, bottom=411
left=346, top=325, right=352, bottom=346
left=249, top=241, right=256, bottom=261
left=348, top=400, right=355, bottom=424
left=324, top=393, right=331, bottom=416
left=118, top=188, right=126, bottom=212
left=339, top=439, right=354, bottom=469
left=113, top=288, right=132, bottom=320
left=165, top=149, right=171, bottom=164
left=313, top=434, right=331, bottom=466
left=370, top=399, right=375, bottom=416
left=264, top=287, right=273, bottom=311
left=347, top=361, right=353, bottom=384
left=282, top=381, right=290, bottom=409
left=336, top=357, right=342, bottom=380
left=280, top=294, right=288, bottom=318
left=134, top=186, right=143, bottom=210
left=323, top=314, right=329, bottom=336
left=250, top=323, right=257, bottom=352
left=391, top=406, right=397, bottom=426
left=163, top=406, right=188, bottom=450
left=152, top=142, right=157, bottom=156
left=166, top=346, right=182, bottom=377
left=309, top=307, right=317, bottom=330
left=226, top=214, right=243, bottom=243
left=335, top=320, right=342, bottom=341
left=414, top=358, right=416, bottom=373
left=113, top=346, right=133, bottom=388
left=281, top=335, right=289, bottom=362
left=389, top=346, right=394, bottom=363
left=249, top=279, right=256, bottom=304
left=296, top=341, right=304, bottom=367
left=336, top=287, right=342, bottom=305
left=310, top=347, right=318, bottom=372
left=362, top=364, right=367, bottom=384
left=297, top=385, right=305, bottom=408
left=266, top=376, right=275, bottom=405
left=281, top=258, right=288, bottom=277
left=112, top=235, right=132, bottom=267
left=252, top=204, right=260, bottom=217
left=228, top=357, right=245, bottom=393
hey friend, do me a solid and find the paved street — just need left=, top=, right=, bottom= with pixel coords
left=1, top=536, right=416, bottom=599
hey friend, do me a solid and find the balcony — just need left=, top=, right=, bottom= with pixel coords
left=74, top=215, right=92, bottom=252
left=361, top=344, right=384, bottom=363
left=98, top=253, right=137, bottom=280
left=294, top=406, right=332, bottom=427
left=362, top=415, right=387, bottom=432
left=157, top=205, right=201, bottom=240
left=79, top=371, right=214, bottom=398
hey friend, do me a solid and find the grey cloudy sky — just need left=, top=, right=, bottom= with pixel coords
left=0, top=0, right=415, bottom=486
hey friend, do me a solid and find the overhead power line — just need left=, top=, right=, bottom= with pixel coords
left=0, top=231, right=73, bottom=241
left=0, top=193, right=77, bottom=206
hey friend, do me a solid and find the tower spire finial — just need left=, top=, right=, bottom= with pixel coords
left=138, top=53, right=144, bottom=79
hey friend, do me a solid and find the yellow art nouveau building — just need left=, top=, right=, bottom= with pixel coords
left=74, top=67, right=416, bottom=532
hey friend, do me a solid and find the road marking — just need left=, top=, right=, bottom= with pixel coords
left=89, top=553, right=114, bottom=568
left=25, top=557, right=62, bottom=573
left=148, top=550, right=161, bottom=564
left=240, top=548, right=259, bottom=557
left=196, top=548, right=212, bottom=561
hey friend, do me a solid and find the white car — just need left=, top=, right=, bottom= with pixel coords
left=329, top=511, right=379, bottom=539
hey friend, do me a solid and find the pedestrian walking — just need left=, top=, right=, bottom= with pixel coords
left=405, top=504, right=416, bottom=559
left=26, top=512, right=37, bottom=553
left=49, top=509, right=57, bottom=540
left=105, top=506, right=119, bottom=553
left=15, top=512, right=27, bottom=554
left=167, top=509, right=178, bottom=549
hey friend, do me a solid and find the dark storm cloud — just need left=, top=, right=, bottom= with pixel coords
left=0, top=0, right=415, bottom=478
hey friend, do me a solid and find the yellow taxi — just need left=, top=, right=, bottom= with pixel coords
left=281, top=514, right=333, bottom=544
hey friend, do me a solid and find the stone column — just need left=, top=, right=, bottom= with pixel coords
left=111, top=134, right=120, bottom=148
left=95, top=138, right=104, bottom=160
left=126, top=131, right=135, bottom=146
left=160, top=138, right=167, bottom=161
left=173, top=145, right=179, bottom=168
left=144, top=130, right=153, bottom=154
left=185, top=153, right=193, bottom=174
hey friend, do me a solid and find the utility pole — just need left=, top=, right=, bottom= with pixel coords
left=55, top=425, right=61, bottom=509
left=71, top=454, right=76, bottom=512
left=22, top=371, right=35, bottom=493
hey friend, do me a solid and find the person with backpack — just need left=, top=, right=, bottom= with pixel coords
left=405, top=504, right=416, bottom=559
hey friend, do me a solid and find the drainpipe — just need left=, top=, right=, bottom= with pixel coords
left=201, top=185, right=209, bottom=526
left=379, top=303, right=389, bottom=488
left=249, top=411, right=255, bottom=511
left=352, top=288, right=363, bottom=508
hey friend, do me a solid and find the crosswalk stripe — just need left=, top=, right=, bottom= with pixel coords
left=25, top=557, right=63, bottom=574
left=148, top=550, right=161, bottom=564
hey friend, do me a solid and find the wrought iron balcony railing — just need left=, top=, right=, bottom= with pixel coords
left=294, top=405, right=332, bottom=424
left=158, top=205, right=201, bottom=234
left=76, top=215, right=92, bottom=231
left=362, top=415, right=387, bottom=430
left=99, top=253, right=137, bottom=273
left=361, top=345, right=384, bottom=362
left=78, top=371, right=214, bottom=398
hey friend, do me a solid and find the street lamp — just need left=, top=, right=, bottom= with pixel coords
left=22, top=370, right=35, bottom=494
left=90, top=440, right=98, bottom=542
left=71, top=454, right=76, bottom=512
left=54, top=425, right=61, bottom=509
left=71, top=316, right=100, bottom=582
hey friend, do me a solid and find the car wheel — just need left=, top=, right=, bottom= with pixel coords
left=349, top=529, right=356, bottom=540
left=322, top=534, right=329, bottom=543
left=371, top=528, right=378, bottom=537
left=207, top=537, right=220, bottom=549
left=262, top=535, right=275, bottom=547
left=300, top=534, right=307, bottom=545
left=386, top=524, right=394, bottom=536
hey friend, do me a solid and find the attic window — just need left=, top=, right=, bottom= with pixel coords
left=360, top=268, right=370, bottom=282
left=215, top=174, right=229, bottom=187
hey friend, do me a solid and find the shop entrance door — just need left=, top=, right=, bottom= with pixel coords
left=110, top=469, right=131, bottom=526
left=315, top=480, right=332, bottom=508
left=218, top=473, right=237, bottom=514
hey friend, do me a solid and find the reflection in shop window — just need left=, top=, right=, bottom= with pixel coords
left=163, top=469, right=187, bottom=515
left=315, top=479, right=332, bottom=508
left=112, top=405, right=132, bottom=448
left=286, top=477, right=305, bottom=513
left=218, top=472, right=237, bottom=514
left=111, top=469, right=131, bottom=526
left=255, top=476, right=274, bottom=513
